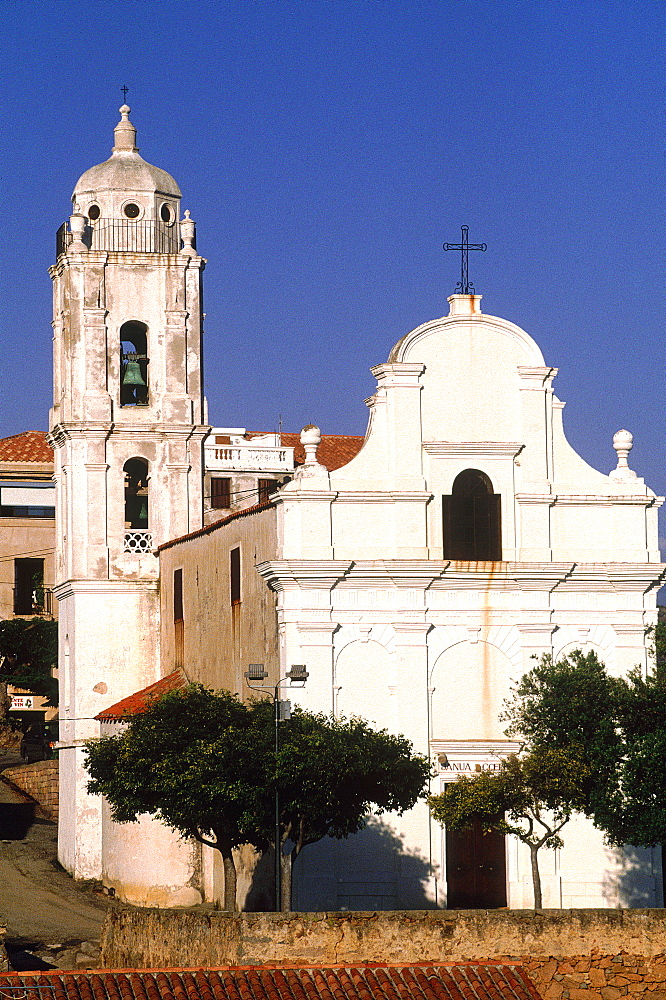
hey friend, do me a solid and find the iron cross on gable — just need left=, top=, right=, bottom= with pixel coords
left=443, top=226, right=487, bottom=294
left=121, top=85, right=129, bottom=102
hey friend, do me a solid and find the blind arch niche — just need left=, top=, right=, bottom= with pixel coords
left=443, top=469, right=502, bottom=561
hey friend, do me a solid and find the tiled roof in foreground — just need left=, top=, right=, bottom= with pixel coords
left=0, top=965, right=544, bottom=1000
left=96, top=669, right=187, bottom=721
left=0, top=430, right=53, bottom=463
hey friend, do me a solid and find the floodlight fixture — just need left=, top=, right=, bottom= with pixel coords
left=288, top=664, right=309, bottom=684
left=245, top=663, right=269, bottom=681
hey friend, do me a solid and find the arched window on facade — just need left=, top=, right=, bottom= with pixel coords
left=120, top=321, right=149, bottom=406
left=123, top=457, right=149, bottom=541
left=443, top=469, right=502, bottom=561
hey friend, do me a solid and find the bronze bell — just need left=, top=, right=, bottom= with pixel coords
left=122, top=361, right=146, bottom=386
left=137, top=497, right=148, bottom=525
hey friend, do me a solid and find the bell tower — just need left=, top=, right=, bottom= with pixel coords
left=49, top=106, right=208, bottom=878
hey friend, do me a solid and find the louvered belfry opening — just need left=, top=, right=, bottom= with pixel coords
left=443, top=469, right=502, bottom=561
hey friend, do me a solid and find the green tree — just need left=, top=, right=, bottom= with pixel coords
left=85, top=686, right=271, bottom=911
left=597, top=664, right=666, bottom=847
left=0, top=618, right=58, bottom=719
left=429, top=747, right=590, bottom=909
left=262, top=701, right=431, bottom=910
left=501, top=649, right=622, bottom=818
left=502, top=643, right=666, bottom=853
left=85, top=684, right=431, bottom=912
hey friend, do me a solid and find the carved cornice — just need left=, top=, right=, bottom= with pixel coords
left=256, top=560, right=352, bottom=591
left=424, top=442, right=523, bottom=458
left=53, top=579, right=159, bottom=600
left=257, top=559, right=666, bottom=595
left=331, top=491, right=431, bottom=503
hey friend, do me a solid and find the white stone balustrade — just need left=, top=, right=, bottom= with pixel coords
left=205, top=444, right=294, bottom=473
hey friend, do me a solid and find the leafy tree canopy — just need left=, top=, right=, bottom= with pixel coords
left=85, top=684, right=431, bottom=911
left=429, top=746, right=590, bottom=908
left=267, top=700, right=431, bottom=908
left=501, top=644, right=666, bottom=849
left=0, top=617, right=58, bottom=706
left=501, top=649, right=622, bottom=816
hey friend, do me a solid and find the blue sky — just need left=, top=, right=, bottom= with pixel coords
left=1, top=0, right=663, bottom=547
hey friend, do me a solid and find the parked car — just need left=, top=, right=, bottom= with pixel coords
left=19, top=722, right=58, bottom=763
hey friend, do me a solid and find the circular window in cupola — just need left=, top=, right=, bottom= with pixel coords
left=160, top=203, right=174, bottom=225
left=123, top=202, right=141, bottom=219
left=88, top=204, right=101, bottom=221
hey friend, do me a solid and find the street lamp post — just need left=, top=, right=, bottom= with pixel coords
left=244, top=662, right=308, bottom=911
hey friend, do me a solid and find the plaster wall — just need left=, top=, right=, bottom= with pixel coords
left=101, top=797, right=202, bottom=907
left=0, top=516, right=55, bottom=619
left=50, top=254, right=205, bottom=429
left=159, top=505, right=279, bottom=694
left=281, top=298, right=661, bottom=568
left=56, top=582, right=160, bottom=878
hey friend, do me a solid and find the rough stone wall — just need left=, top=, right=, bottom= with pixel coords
left=523, top=954, right=666, bottom=998
left=100, top=908, right=666, bottom=996
left=0, top=926, right=8, bottom=973
left=3, top=760, right=58, bottom=820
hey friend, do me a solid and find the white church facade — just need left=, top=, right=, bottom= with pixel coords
left=50, top=107, right=665, bottom=910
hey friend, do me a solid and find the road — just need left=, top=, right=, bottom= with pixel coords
left=0, top=759, right=109, bottom=970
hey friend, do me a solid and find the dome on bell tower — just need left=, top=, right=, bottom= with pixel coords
left=72, top=106, right=181, bottom=226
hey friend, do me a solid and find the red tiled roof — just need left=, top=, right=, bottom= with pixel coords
left=249, top=432, right=365, bottom=471
left=0, top=430, right=53, bottom=463
left=0, top=965, right=544, bottom=1000
left=283, top=433, right=365, bottom=472
left=158, top=500, right=274, bottom=553
left=96, top=670, right=187, bottom=721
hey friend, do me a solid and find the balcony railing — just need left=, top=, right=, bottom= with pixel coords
left=92, top=221, right=179, bottom=253
left=124, top=530, right=154, bottom=553
left=56, top=220, right=180, bottom=258
left=205, top=445, right=295, bottom=473
left=13, top=588, right=54, bottom=617
left=56, top=222, right=72, bottom=259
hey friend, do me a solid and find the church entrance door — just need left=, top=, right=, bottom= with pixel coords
left=445, top=817, right=507, bottom=908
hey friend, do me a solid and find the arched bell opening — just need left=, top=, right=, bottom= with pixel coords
left=120, top=321, right=149, bottom=406
left=443, top=469, right=502, bottom=561
left=123, top=457, right=149, bottom=530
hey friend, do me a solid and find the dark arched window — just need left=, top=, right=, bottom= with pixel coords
left=120, top=321, right=149, bottom=406
left=443, top=469, right=502, bottom=561
left=124, top=457, right=149, bottom=529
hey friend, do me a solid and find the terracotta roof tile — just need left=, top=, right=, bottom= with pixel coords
left=0, top=967, right=543, bottom=1000
left=0, top=430, right=54, bottom=464
left=279, top=433, right=364, bottom=472
left=95, top=670, right=187, bottom=721
left=248, top=432, right=365, bottom=472
left=158, top=500, right=274, bottom=553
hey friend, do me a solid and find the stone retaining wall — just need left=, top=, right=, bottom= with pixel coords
left=100, top=908, right=666, bottom=996
left=3, top=760, right=58, bottom=820
left=0, top=926, right=8, bottom=974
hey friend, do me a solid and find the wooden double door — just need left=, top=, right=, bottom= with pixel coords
left=445, top=817, right=507, bottom=909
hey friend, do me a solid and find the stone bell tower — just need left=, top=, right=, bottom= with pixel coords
left=49, top=105, right=208, bottom=878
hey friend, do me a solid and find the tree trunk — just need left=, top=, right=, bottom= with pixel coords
left=280, top=846, right=293, bottom=912
left=529, top=844, right=542, bottom=909
left=219, top=845, right=237, bottom=912
left=0, top=680, right=11, bottom=722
